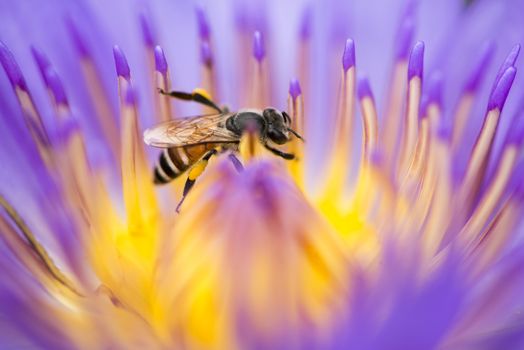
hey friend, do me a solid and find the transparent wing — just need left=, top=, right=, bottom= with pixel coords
left=143, top=113, right=240, bottom=148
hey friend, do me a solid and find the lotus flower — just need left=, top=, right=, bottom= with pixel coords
left=1, top=0, right=524, bottom=349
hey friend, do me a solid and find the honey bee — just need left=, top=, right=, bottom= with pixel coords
left=143, top=89, right=303, bottom=211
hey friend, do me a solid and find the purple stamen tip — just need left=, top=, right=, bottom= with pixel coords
left=0, top=41, right=27, bottom=90
left=492, top=44, right=521, bottom=92
left=342, top=38, right=355, bottom=71
left=464, top=41, right=495, bottom=92
left=66, top=18, right=89, bottom=57
left=369, top=149, right=384, bottom=166
left=436, top=118, right=452, bottom=141
left=289, top=78, right=302, bottom=99
left=395, top=19, right=415, bottom=60
left=201, top=41, right=213, bottom=67
left=125, top=86, right=137, bottom=106
left=488, top=66, right=517, bottom=112
left=299, top=6, right=312, bottom=39
left=253, top=31, right=265, bottom=62
left=55, top=117, right=79, bottom=145
left=408, top=41, right=424, bottom=81
left=420, top=71, right=443, bottom=117
left=357, top=76, right=374, bottom=100
left=44, top=68, right=68, bottom=106
left=154, top=46, right=168, bottom=74
left=196, top=7, right=210, bottom=40
left=427, top=71, right=443, bottom=106
left=30, top=46, right=51, bottom=84
left=139, top=14, right=155, bottom=47
left=113, top=45, right=130, bottom=80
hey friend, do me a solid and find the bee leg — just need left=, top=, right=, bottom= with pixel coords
left=159, top=88, right=222, bottom=113
left=175, top=149, right=217, bottom=213
left=264, top=145, right=295, bottom=160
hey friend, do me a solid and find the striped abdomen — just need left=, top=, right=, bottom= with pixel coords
left=153, top=144, right=217, bottom=184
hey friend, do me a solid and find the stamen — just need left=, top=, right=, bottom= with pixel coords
left=31, top=47, right=69, bottom=117
left=459, top=66, right=517, bottom=218
left=287, top=78, right=305, bottom=183
left=491, top=44, right=520, bottom=93
left=299, top=5, right=312, bottom=40
left=120, top=87, right=158, bottom=234
left=487, top=67, right=517, bottom=111
left=422, top=72, right=443, bottom=122
left=460, top=136, right=520, bottom=247
left=357, top=76, right=378, bottom=162
left=253, top=30, right=265, bottom=62
left=382, top=16, right=414, bottom=170
left=395, top=19, right=415, bottom=61
left=452, top=42, right=495, bottom=150
left=30, top=46, right=50, bottom=84
left=410, top=72, right=442, bottom=180
left=421, top=126, right=452, bottom=257
left=464, top=41, right=495, bottom=93
left=65, top=17, right=89, bottom=58
left=321, top=39, right=356, bottom=201
left=196, top=6, right=211, bottom=41
left=338, top=38, right=356, bottom=135
left=298, top=6, right=312, bottom=100
left=44, top=68, right=69, bottom=113
left=139, top=14, right=155, bottom=48
left=113, top=45, right=131, bottom=81
left=154, top=45, right=172, bottom=122
left=68, top=20, right=119, bottom=159
left=52, top=118, right=94, bottom=223
left=0, top=41, right=50, bottom=155
left=196, top=8, right=217, bottom=107
left=0, top=194, right=82, bottom=296
left=470, top=161, right=524, bottom=274
left=201, top=41, right=213, bottom=68
left=289, top=78, right=304, bottom=138
left=249, top=31, right=269, bottom=108
left=399, top=41, right=424, bottom=178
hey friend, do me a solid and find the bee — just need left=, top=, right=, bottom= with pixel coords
left=143, top=88, right=303, bottom=211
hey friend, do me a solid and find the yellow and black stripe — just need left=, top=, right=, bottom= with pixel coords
left=153, top=144, right=217, bottom=185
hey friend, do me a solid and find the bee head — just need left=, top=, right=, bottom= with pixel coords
left=262, top=108, right=290, bottom=144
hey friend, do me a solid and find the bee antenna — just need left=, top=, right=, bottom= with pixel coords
left=288, top=128, right=304, bottom=142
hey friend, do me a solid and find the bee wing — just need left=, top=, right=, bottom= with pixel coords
left=143, top=113, right=240, bottom=148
